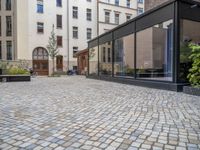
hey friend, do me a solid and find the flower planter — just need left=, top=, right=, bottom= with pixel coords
left=183, top=86, right=200, bottom=96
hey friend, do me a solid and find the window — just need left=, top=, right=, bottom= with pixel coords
left=37, top=22, right=44, bottom=33
left=105, top=11, right=110, bottom=23
left=73, top=47, right=78, bottom=57
left=57, top=36, right=63, bottom=47
left=87, top=0, right=91, bottom=2
left=103, top=47, right=106, bottom=62
left=138, top=7, right=143, bottom=15
left=0, top=41, right=1, bottom=59
left=115, top=13, right=120, bottom=24
left=6, top=16, right=12, bottom=36
left=7, top=41, right=12, bottom=60
left=108, top=48, right=111, bottom=62
left=73, top=26, right=78, bottom=39
left=138, top=0, right=143, bottom=4
left=56, top=0, right=62, bottom=7
left=99, top=42, right=112, bottom=76
left=37, top=0, right=43, bottom=13
left=73, top=6, right=78, bottom=19
left=114, top=34, right=135, bottom=78
left=33, top=47, right=48, bottom=60
left=56, top=15, right=62, bottom=28
left=86, top=9, right=92, bottom=21
left=115, top=0, right=119, bottom=6
left=127, top=0, right=130, bottom=8
left=87, top=28, right=92, bottom=40
left=6, top=0, right=11, bottom=10
left=126, top=15, right=131, bottom=21
left=136, top=20, right=173, bottom=81
left=0, top=16, right=1, bottom=36
left=73, top=66, right=77, bottom=70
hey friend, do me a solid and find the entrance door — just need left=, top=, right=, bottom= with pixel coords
left=56, top=55, right=63, bottom=71
left=32, top=47, right=49, bottom=76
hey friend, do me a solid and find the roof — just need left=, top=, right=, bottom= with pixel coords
left=75, top=49, right=88, bottom=57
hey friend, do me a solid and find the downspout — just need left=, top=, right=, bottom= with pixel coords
left=13, top=0, right=16, bottom=60
left=67, top=0, right=70, bottom=71
left=97, top=0, right=99, bottom=36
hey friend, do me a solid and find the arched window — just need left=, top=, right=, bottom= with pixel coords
left=33, top=47, right=48, bottom=60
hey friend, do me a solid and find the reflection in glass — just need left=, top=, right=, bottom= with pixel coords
left=99, top=42, right=112, bottom=76
left=136, top=20, right=173, bottom=81
left=89, top=46, right=98, bottom=75
left=179, top=19, right=200, bottom=82
left=114, top=34, right=135, bottom=78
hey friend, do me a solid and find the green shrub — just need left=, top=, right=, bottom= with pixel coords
left=187, top=44, right=200, bottom=88
left=7, top=67, right=30, bottom=75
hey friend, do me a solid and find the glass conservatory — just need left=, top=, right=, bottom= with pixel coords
left=88, top=0, right=200, bottom=91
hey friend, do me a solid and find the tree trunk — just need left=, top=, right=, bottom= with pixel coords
left=52, top=57, right=55, bottom=75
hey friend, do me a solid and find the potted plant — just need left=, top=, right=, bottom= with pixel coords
left=183, top=44, right=200, bottom=96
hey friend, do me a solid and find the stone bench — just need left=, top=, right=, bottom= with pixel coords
left=0, top=75, right=31, bottom=82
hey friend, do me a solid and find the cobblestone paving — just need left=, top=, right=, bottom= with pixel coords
left=0, top=76, right=200, bottom=150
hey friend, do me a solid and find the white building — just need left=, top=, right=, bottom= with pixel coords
left=0, top=0, right=144, bottom=75
left=98, top=0, right=144, bottom=34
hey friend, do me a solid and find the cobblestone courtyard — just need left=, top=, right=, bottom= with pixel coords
left=0, top=76, right=200, bottom=150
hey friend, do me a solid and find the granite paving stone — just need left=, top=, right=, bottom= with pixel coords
left=0, top=76, right=200, bottom=149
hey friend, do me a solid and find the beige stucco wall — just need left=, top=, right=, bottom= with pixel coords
left=98, top=0, right=143, bottom=35
left=16, top=0, right=29, bottom=60
left=181, top=19, right=200, bottom=43
left=0, top=0, right=15, bottom=60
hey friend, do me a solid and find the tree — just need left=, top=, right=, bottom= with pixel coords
left=46, top=25, right=59, bottom=75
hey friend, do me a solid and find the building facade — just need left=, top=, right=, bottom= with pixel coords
left=145, top=0, right=200, bottom=11
left=0, top=0, right=15, bottom=61
left=0, top=0, right=144, bottom=75
left=98, top=0, right=144, bottom=35
left=145, top=0, right=168, bottom=10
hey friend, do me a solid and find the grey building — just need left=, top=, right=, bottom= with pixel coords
left=145, top=0, right=200, bottom=11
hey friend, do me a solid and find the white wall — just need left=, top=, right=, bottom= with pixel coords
left=99, top=0, right=138, bottom=8
left=98, top=1, right=139, bottom=35
left=68, top=0, right=97, bottom=69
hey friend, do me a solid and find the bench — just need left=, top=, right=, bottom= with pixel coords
left=0, top=75, right=31, bottom=82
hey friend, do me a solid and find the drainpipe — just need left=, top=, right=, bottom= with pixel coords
left=97, top=0, right=99, bottom=36
left=67, top=0, right=70, bottom=71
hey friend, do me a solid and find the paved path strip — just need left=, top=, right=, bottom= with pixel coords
left=0, top=76, right=200, bottom=150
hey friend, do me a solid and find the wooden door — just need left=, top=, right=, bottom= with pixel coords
left=56, top=55, right=63, bottom=71
left=32, top=47, right=49, bottom=76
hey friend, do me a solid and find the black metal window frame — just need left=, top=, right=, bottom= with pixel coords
left=88, top=0, right=200, bottom=86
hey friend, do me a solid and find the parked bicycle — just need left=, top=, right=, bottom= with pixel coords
left=29, top=68, right=38, bottom=77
